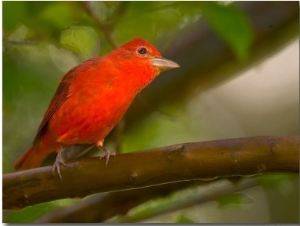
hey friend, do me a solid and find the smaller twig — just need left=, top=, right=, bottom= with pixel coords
left=107, top=177, right=259, bottom=223
left=136, top=94, right=178, bottom=121
left=3, top=36, right=45, bottom=52
left=80, top=1, right=118, bottom=48
left=36, top=180, right=200, bottom=223
left=108, top=2, right=129, bottom=31
left=113, top=120, right=125, bottom=153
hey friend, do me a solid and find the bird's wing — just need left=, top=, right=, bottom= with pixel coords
left=33, top=66, right=79, bottom=144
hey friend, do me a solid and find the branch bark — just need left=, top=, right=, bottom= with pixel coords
left=3, top=136, right=298, bottom=210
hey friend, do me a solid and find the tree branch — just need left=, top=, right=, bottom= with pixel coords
left=3, top=136, right=298, bottom=210
left=108, top=178, right=259, bottom=223
left=35, top=180, right=201, bottom=223
left=80, top=1, right=121, bottom=49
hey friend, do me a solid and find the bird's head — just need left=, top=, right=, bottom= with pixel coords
left=114, top=38, right=179, bottom=73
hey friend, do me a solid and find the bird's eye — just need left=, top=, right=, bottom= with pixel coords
left=137, top=47, right=147, bottom=55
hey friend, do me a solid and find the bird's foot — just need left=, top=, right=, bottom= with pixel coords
left=52, top=150, right=66, bottom=180
left=98, top=146, right=116, bottom=166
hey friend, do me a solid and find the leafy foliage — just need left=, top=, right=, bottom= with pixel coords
left=200, top=2, right=253, bottom=61
left=216, top=193, right=253, bottom=208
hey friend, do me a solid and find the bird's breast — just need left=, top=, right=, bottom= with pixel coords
left=49, top=81, right=135, bottom=145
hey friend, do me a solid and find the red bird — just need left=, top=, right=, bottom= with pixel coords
left=14, top=38, right=179, bottom=178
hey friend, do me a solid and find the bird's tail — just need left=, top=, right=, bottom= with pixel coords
left=14, top=145, right=50, bottom=170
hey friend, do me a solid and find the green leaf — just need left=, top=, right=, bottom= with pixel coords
left=4, top=203, right=56, bottom=223
left=216, top=193, right=253, bottom=208
left=60, top=26, right=100, bottom=60
left=4, top=198, right=80, bottom=223
left=3, top=1, right=27, bottom=33
left=200, top=2, right=253, bottom=61
left=175, top=214, right=195, bottom=223
left=115, top=1, right=197, bottom=45
left=39, top=2, right=73, bottom=30
left=257, top=174, right=295, bottom=190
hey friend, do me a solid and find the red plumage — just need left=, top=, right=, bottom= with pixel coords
left=14, top=38, right=179, bottom=176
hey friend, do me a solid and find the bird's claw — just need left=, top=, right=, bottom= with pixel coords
left=99, top=148, right=116, bottom=166
left=52, top=150, right=66, bottom=180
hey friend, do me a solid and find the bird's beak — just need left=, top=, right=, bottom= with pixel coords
left=152, top=57, right=180, bottom=71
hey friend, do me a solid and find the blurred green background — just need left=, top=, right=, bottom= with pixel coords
left=2, top=1, right=299, bottom=223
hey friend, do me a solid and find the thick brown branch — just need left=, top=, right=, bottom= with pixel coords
left=3, top=136, right=298, bottom=209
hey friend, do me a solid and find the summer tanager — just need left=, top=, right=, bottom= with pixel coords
left=14, top=38, right=179, bottom=178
